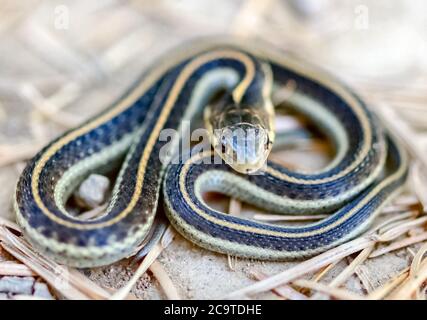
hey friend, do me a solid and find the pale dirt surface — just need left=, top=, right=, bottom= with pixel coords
left=0, top=0, right=426, bottom=299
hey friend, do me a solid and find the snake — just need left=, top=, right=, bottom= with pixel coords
left=14, top=38, right=408, bottom=268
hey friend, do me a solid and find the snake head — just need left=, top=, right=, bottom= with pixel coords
left=208, top=101, right=274, bottom=174
left=215, top=120, right=271, bottom=174
left=204, top=61, right=275, bottom=174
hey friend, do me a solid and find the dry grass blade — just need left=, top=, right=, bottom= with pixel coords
left=374, top=211, right=418, bottom=234
left=11, top=295, right=49, bottom=300
left=354, top=265, right=375, bottom=293
left=411, top=243, right=427, bottom=299
left=250, top=270, right=308, bottom=300
left=0, top=232, right=86, bottom=299
left=19, top=83, right=82, bottom=128
left=78, top=203, right=108, bottom=220
left=394, top=195, right=419, bottom=206
left=368, top=267, right=409, bottom=300
left=0, top=225, right=112, bottom=300
left=227, top=255, right=237, bottom=271
left=225, top=212, right=427, bottom=298
left=388, top=259, right=427, bottom=299
left=310, top=247, right=373, bottom=300
left=224, top=236, right=373, bottom=299
left=227, top=198, right=241, bottom=270
left=228, top=198, right=242, bottom=217
left=410, top=161, right=427, bottom=212
left=0, top=261, right=36, bottom=276
left=376, top=103, right=427, bottom=171
left=410, top=242, right=427, bottom=277
left=370, top=232, right=427, bottom=258
left=110, top=226, right=176, bottom=300
left=311, top=262, right=337, bottom=283
left=66, top=268, right=113, bottom=300
left=293, top=279, right=365, bottom=300
left=377, top=217, right=418, bottom=236
left=303, top=262, right=338, bottom=298
left=149, top=260, right=181, bottom=300
left=377, top=216, right=427, bottom=242
left=408, top=227, right=425, bottom=237
left=0, top=143, right=45, bottom=167
left=330, top=246, right=374, bottom=288
left=384, top=238, right=427, bottom=299
left=381, top=204, right=420, bottom=215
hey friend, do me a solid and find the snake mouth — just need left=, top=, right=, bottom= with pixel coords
left=213, top=122, right=271, bottom=174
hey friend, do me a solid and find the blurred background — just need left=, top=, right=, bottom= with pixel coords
left=0, top=0, right=426, bottom=299
left=0, top=0, right=426, bottom=161
left=0, top=0, right=426, bottom=151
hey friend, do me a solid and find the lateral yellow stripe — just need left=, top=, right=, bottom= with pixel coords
left=30, top=50, right=255, bottom=229
left=178, top=147, right=407, bottom=238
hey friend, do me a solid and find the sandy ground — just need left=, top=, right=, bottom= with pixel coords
left=0, top=0, right=426, bottom=299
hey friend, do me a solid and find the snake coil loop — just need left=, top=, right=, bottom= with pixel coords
left=14, top=39, right=407, bottom=267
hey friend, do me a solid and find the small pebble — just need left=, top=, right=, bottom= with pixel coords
left=0, top=276, right=35, bottom=295
left=33, top=282, right=54, bottom=299
left=74, top=174, right=110, bottom=209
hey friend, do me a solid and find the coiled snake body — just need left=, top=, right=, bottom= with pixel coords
left=15, top=39, right=408, bottom=267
